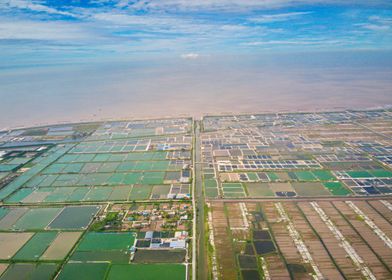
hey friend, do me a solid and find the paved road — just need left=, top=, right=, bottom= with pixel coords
left=191, top=122, right=196, bottom=280
left=195, top=121, right=208, bottom=280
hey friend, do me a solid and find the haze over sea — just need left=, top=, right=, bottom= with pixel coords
left=1, top=1, right=391, bottom=128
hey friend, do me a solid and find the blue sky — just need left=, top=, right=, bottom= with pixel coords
left=1, top=0, right=392, bottom=66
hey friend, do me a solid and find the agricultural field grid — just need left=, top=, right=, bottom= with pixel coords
left=0, top=110, right=391, bottom=280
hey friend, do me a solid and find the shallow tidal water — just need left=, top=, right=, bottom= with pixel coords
left=1, top=52, right=391, bottom=129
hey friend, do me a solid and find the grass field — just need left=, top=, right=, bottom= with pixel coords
left=133, top=249, right=186, bottom=263
left=151, top=185, right=171, bottom=198
left=24, top=191, right=52, bottom=203
left=312, top=170, right=336, bottom=181
left=0, top=208, right=29, bottom=230
left=0, top=263, right=58, bottom=280
left=267, top=172, right=279, bottom=181
left=70, top=250, right=130, bottom=263
left=84, top=187, right=113, bottom=201
left=4, top=189, right=34, bottom=203
left=346, top=171, right=372, bottom=178
left=245, top=183, right=274, bottom=197
left=43, top=188, right=76, bottom=202
left=57, top=263, right=109, bottom=280
left=291, top=182, right=331, bottom=196
left=129, top=185, right=152, bottom=200
left=293, top=171, right=317, bottom=181
left=106, top=264, right=185, bottom=280
left=204, top=179, right=217, bottom=188
left=109, top=186, right=133, bottom=200
left=12, top=208, right=62, bottom=230
left=205, top=188, right=218, bottom=198
left=323, top=182, right=351, bottom=196
left=122, top=173, right=142, bottom=185
left=222, top=183, right=246, bottom=197
left=269, top=182, right=294, bottom=193
left=204, top=178, right=218, bottom=198
left=13, top=232, right=57, bottom=260
left=222, top=183, right=243, bottom=190
left=69, top=231, right=136, bottom=263
left=223, top=192, right=246, bottom=198
left=247, top=173, right=259, bottom=181
left=369, top=169, right=392, bottom=178
left=67, top=187, right=90, bottom=201
left=40, top=232, right=82, bottom=260
left=77, top=232, right=135, bottom=251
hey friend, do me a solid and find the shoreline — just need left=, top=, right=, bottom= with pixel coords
left=1, top=105, right=391, bottom=133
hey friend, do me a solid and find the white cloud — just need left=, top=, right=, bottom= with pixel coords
left=368, top=15, right=392, bottom=23
left=220, top=24, right=247, bottom=31
left=181, top=53, right=200, bottom=59
left=0, top=18, right=94, bottom=41
left=116, top=0, right=131, bottom=8
left=359, top=23, right=390, bottom=31
left=116, top=0, right=392, bottom=11
left=3, top=0, right=75, bottom=17
left=90, top=12, right=227, bottom=36
left=0, top=0, right=390, bottom=55
left=243, top=39, right=345, bottom=46
left=356, top=16, right=392, bottom=32
left=92, top=13, right=169, bottom=26
left=249, top=11, right=312, bottom=23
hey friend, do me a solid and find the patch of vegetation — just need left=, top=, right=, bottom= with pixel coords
left=90, top=211, right=121, bottom=231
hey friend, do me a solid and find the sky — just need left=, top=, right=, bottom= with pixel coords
left=0, top=1, right=392, bottom=128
